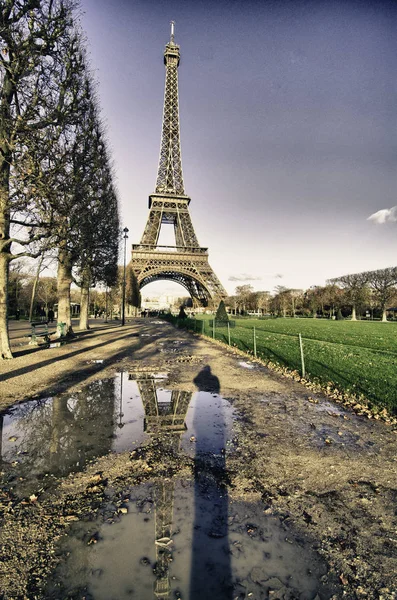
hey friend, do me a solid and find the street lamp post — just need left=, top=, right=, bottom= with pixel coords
left=118, top=371, right=124, bottom=429
left=122, top=227, right=129, bottom=326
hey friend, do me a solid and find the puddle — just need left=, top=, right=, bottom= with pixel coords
left=2, top=371, right=339, bottom=598
left=0, top=373, right=232, bottom=496
left=157, top=340, right=189, bottom=354
left=312, top=400, right=346, bottom=416
left=0, top=375, right=148, bottom=495
left=238, top=361, right=255, bottom=369
left=140, top=333, right=162, bottom=337
left=47, top=479, right=330, bottom=600
left=45, top=374, right=332, bottom=599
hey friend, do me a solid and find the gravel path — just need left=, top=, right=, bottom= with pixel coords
left=0, top=318, right=396, bottom=598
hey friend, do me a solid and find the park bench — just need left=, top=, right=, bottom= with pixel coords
left=27, top=321, right=51, bottom=345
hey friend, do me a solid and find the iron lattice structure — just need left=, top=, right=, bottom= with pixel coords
left=129, top=372, right=192, bottom=599
left=131, top=23, right=226, bottom=307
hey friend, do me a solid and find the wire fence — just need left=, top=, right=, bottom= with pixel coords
left=161, top=315, right=397, bottom=412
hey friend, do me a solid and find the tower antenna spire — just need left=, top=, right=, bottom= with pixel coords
left=170, top=20, right=175, bottom=43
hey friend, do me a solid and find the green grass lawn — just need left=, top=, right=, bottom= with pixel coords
left=189, top=317, right=397, bottom=413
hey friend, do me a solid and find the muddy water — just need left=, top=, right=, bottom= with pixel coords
left=2, top=371, right=334, bottom=598
left=49, top=479, right=327, bottom=600
left=1, top=375, right=150, bottom=496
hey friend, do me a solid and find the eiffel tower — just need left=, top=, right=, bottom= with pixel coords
left=131, top=22, right=226, bottom=308
left=129, top=372, right=192, bottom=599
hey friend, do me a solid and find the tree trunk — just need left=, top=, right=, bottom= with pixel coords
left=29, top=256, right=45, bottom=322
left=0, top=252, right=12, bottom=359
left=382, top=308, right=388, bottom=322
left=351, top=305, right=357, bottom=321
left=56, top=248, right=74, bottom=337
left=79, top=283, right=90, bottom=330
left=0, top=66, right=14, bottom=358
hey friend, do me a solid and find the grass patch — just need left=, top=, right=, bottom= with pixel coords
left=170, top=316, right=397, bottom=413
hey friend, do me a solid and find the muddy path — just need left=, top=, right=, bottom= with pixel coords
left=0, top=319, right=396, bottom=599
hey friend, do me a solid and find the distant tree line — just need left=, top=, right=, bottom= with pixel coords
left=1, top=1, right=120, bottom=358
left=225, top=267, right=397, bottom=321
left=7, top=263, right=121, bottom=321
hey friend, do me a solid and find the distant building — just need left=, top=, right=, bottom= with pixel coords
left=141, top=294, right=176, bottom=311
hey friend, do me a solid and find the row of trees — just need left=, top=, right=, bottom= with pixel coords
left=1, top=1, right=120, bottom=358
left=8, top=262, right=141, bottom=321
left=226, top=267, right=397, bottom=321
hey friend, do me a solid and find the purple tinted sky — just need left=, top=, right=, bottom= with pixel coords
left=80, top=0, right=397, bottom=296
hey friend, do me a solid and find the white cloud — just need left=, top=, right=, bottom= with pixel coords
left=367, top=206, right=397, bottom=224
left=228, top=274, right=262, bottom=282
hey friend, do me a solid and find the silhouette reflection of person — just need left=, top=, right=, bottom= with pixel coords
left=193, top=365, right=220, bottom=393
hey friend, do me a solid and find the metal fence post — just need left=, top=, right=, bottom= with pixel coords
left=227, top=321, right=231, bottom=346
left=299, top=333, right=306, bottom=378
left=213, top=319, right=216, bottom=339
left=202, top=320, right=205, bottom=335
left=253, top=326, right=257, bottom=357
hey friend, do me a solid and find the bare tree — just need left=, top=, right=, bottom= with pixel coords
left=234, top=284, right=254, bottom=313
left=36, top=277, right=57, bottom=314
left=365, top=267, right=397, bottom=322
left=329, top=272, right=369, bottom=320
left=0, top=0, right=81, bottom=357
left=304, top=286, right=326, bottom=317
left=8, top=259, right=29, bottom=317
left=255, top=291, right=271, bottom=315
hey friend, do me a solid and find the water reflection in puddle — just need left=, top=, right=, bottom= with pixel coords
left=49, top=479, right=327, bottom=600
left=2, top=372, right=337, bottom=598
left=1, top=378, right=120, bottom=494
left=0, top=373, right=234, bottom=495
left=238, top=361, right=255, bottom=369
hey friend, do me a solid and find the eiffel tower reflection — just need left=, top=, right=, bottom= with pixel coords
left=128, top=372, right=192, bottom=599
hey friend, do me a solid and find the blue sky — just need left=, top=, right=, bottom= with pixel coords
left=80, top=0, right=397, bottom=296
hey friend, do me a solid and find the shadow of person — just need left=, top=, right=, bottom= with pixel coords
left=193, top=365, right=220, bottom=393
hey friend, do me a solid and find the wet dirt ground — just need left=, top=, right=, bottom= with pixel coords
left=0, top=318, right=396, bottom=599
